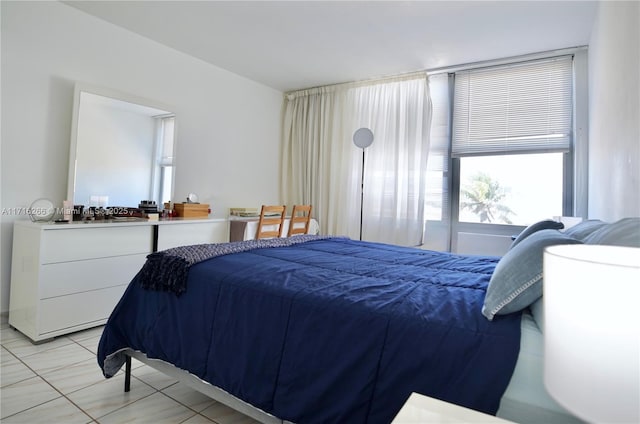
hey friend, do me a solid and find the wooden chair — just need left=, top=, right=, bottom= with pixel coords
left=287, top=204, right=312, bottom=237
left=255, top=205, right=286, bottom=239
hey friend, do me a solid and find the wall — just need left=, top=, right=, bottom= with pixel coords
left=588, top=1, right=640, bottom=220
left=0, top=1, right=283, bottom=314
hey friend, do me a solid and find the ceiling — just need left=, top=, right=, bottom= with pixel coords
left=64, top=1, right=598, bottom=92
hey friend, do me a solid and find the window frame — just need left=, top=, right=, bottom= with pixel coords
left=151, top=115, right=176, bottom=206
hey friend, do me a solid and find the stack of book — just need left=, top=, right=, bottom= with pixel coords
left=229, top=207, right=259, bottom=217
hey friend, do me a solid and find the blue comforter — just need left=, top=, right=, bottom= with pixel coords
left=98, top=237, right=521, bottom=423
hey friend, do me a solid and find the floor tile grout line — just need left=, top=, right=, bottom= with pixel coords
left=3, top=366, right=228, bottom=424
left=2, top=326, right=253, bottom=424
left=159, top=380, right=220, bottom=417
left=86, top=379, right=160, bottom=422
left=176, top=410, right=216, bottom=424
left=2, top=358, right=214, bottom=422
left=1, top=345, right=49, bottom=388
left=8, top=350, right=99, bottom=383
left=44, top=361, right=157, bottom=420
left=101, top=388, right=207, bottom=424
left=1, top=330, right=125, bottom=421
left=2, top=362, right=158, bottom=422
left=0, top=347, right=39, bottom=389
left=7, top=332, right=96, bottom=363
left=0, top=374, right=65, bottom=421
left=2, top=335, right=77, bottom=359
left=92, top=370, right=236, bottom=422
left=2, top=338, right=97, bottom=421
left=76, top=373, right=219, bottom=423
left=80, top=371, right=189, bottom=422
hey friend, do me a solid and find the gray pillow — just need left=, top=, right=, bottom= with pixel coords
left=482, top=229, right=582, bottom=321
left=583, top=217, right=640, bottom=247
left=563, top=219, right=606, bottom=241
left=510, top=219, right=564, bottom=249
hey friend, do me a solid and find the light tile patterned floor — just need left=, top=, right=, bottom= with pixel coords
left=0, top=324, right=260, bottom=423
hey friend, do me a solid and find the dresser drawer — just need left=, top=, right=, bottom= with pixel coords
left=41, top=226, right=152, bottom=263
left=39, top=285, right=128, bottom=335
left=39, top=254, right=147, bottom=299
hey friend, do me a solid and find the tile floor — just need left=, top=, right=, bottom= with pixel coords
left=1, top=323, right=259, bottom=423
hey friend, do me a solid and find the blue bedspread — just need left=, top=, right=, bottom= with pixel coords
left=98, top=238, right=521, bottom=423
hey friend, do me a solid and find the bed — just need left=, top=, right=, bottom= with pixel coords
left=99, top=218, right=639, bottom=423
left=98, top=235, right=521, bottom=423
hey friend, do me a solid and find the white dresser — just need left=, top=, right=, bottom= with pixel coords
left=9, top=218, right=228, bottom=342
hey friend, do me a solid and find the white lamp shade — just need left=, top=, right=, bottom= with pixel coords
left=353, top=127, right=374, bottom=148
left=544, top=244, right=640, bottom=423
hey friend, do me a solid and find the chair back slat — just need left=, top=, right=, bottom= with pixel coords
left=287, top=204, right=312, bottom=237
left=256, top=205, right=286, bottom=239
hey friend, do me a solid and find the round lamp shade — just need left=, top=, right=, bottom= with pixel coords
left=543, top=244, right=640, bottom=423
left=353, top=128, right=374, bottom=148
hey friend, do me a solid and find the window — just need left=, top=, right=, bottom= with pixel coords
left=451, top=56, right=574, bottom=226
left=458, top=153, right=564, bottom=225
left=154, top=116, right=175, bottom=205
left=422, top=51, right=587, bottom=253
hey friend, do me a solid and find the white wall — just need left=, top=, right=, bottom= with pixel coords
left=0, top=1, right=283, bottom=314
left=588, top=1, right=640, bottom=220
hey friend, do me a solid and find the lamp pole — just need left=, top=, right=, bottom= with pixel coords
left=352, top=128, right=374, bottom=241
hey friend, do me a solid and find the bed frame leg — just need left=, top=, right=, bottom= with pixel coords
left=124, top=355, right=132, bottom=392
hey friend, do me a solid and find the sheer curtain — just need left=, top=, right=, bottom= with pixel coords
left=282, top=73, right=432, bottom=246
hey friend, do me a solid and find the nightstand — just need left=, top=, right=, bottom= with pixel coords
left=392, top=393, right=514, bottom=423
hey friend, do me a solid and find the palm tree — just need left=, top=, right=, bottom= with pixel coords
left=460, top=172, right=515, bottom=224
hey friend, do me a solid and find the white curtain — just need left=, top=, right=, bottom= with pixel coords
left=282, top=74, right=432, bottom=246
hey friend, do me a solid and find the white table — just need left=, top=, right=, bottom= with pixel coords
left=392, top=393, right=514, bottom=423
left=229, top=216, right=319, bottom=241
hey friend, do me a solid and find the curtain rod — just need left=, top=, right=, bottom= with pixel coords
left=285, top=45, right=587, bottom=98
left=285, top=70, right=427, bottom=99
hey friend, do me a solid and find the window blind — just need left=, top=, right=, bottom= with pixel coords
left=452, top=56, right=573, bottom=157
left=159, top=116, right=175, bottom=166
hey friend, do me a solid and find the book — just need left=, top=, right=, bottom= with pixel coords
left=146, top=212, right=159, bottom=221
left=230, top=207, right=258, bottom=216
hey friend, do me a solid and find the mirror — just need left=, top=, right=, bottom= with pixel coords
left=67, top=83, right=176, bottom=209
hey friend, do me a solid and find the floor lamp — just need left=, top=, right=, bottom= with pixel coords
left=353, top=128, right=374, bottom=241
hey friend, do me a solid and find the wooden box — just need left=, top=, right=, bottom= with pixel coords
left=173, top=203, right=210, bottom=218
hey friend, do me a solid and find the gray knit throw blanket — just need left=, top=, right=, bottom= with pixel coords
left=139, top=235, right=338, bottom=296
